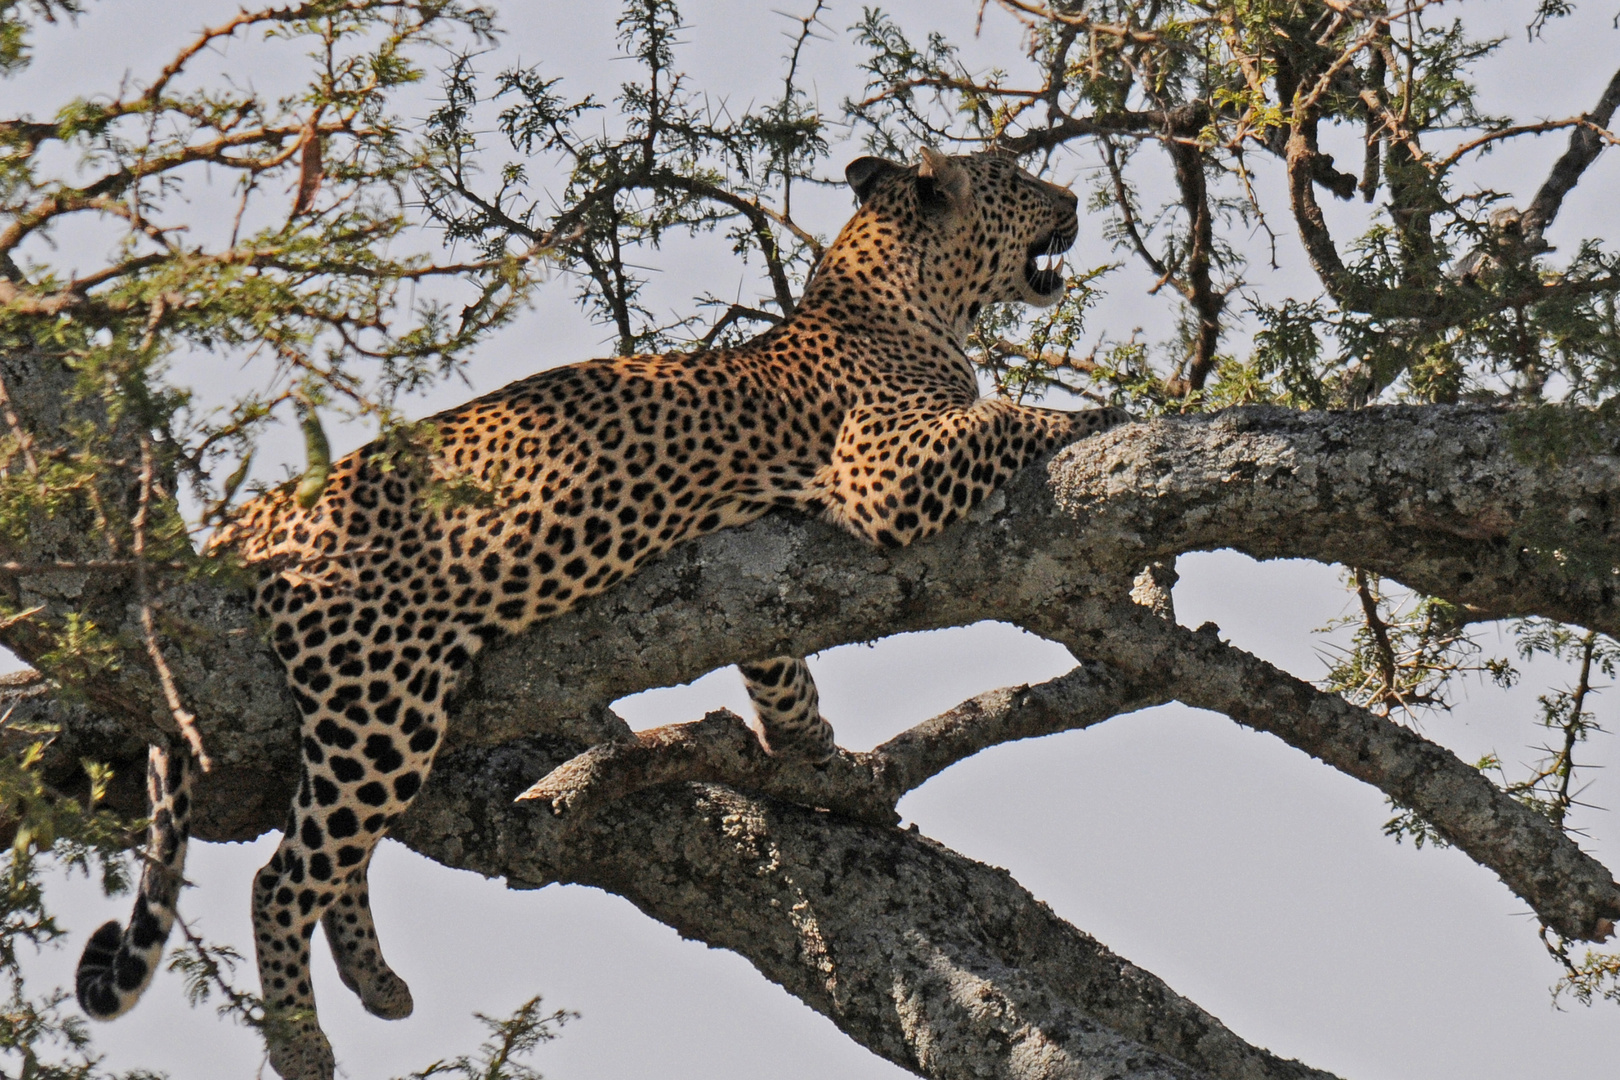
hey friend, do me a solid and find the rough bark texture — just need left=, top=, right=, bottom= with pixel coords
left=406, top=740, right=1338, bottom=1080
left=5, top=380, right=1620, bottom=1079
left=1050, top=406, right=1620, bottom=637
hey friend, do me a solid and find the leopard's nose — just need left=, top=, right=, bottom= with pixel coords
left=1041, top=178, right=1079, bottom=211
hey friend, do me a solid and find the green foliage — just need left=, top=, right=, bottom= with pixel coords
left=398, top=996, right=574, bottom=1080
left=847, top=7, right=986, bottom=156
left=966, top=266, right=1113, bottom=403
left=0, top=718, right=152, bottom=1079
left=1244, top=299, right=1330, bottom=408
left=1489, top=620, right=1620, bottom=831
left=0, top=982, right=161, bottom=1080
left=842, top=0, right=1620, bottom=411
left=1552, top=946, right=1620, bottom=1008
left=1, top=0, right=525, bottom=552
left=1318, top=570, right=1514, bottom=721
left=418, top=0, right=833, bottom=355
left=31, top=616, right=123, bottom=698
left=0, top=0, right=87, bottom=76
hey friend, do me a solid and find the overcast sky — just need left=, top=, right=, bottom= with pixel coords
left=7, top=2, right=1620, bottom=1078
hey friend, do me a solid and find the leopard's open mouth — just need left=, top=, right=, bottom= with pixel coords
left=1023, top=229, right=1077, bottom=297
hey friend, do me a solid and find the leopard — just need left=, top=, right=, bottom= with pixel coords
left=75, top=147, right=1126, bottom=1080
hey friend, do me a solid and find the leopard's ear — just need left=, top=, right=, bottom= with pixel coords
left=916, top=147, right=969, bottom=211
left=845, top=156, right=905, bottom=204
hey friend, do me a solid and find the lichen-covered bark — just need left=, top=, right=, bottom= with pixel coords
left=4, top=378, right=1619, bottom=1079
left=1051, top=405, right=1620, bottom=636
left=400, top=738, right=1338, bottom=1080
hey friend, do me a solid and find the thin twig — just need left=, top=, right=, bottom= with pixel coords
left=697, top=303, right=782, bottom=349
left=134, top=430, right=211, bottom=771
left=0, top=364, right=41, bottom=478
left=1355, top=568, right=1401, bottom=711
left=0, top=605, right=44, bottom=632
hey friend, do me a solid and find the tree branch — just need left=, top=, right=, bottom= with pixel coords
left=1165, top=141, right=1225, bottom=395
left=1038, top=601, right=1620, bottom=942
left=6, top=342, right=1618, bottom=1078
left=873, top=660, right=1165, bottom=796
left=402, top=739, right=1341, bottom=1080
left=516, top=659, right=1169, bottom=826
left=1520, top=65, right=1620, bottom=248
left=996, top=104, right=1208, bottom=155
left=1047, top=404, right=1620, bottom=639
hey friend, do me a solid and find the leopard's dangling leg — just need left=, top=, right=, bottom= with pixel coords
left=76, top=741, right=192, bottom=1019
left=252, top=816, right=337, bottom=1080
left=321, top=859, right=412, bottom=1019
left=739, top=656, right=836, bottom=764
left=253, top=668, right=446, bottom=1080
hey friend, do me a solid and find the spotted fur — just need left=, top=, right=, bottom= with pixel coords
left=737, top=656, right=834, bottom=762
left=77, top=149, right=1126, bottom=1079
left=75, top=743, right=191, bottom=1019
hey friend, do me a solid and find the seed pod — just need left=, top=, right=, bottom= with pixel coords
left=294, top=407, right=331, bottom=509
left=220, top=452, right=253, bottom=506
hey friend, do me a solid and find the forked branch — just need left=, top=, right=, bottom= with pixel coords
left=1042, top=601, right=1620, bottom=942
left=514, top=659, right=1168, bottom=829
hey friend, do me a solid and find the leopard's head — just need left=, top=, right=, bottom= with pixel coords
left=842, top=148, right=1080, bottom=315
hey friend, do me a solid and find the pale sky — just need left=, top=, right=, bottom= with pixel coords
left=8, top=2, right=1620, bottom=1078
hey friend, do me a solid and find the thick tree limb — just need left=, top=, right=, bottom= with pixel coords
left=1047, top=405, right=1620, bottom=637
left=401, top=739, right=1340, bottom=1080
left=5, top=339, right=1619, bottom=1080
left=513, top=551, right=1620, bottom=942
left=1041, top=604, right=1620, bottom=941
left=6, top=394, right=1614, bottom=918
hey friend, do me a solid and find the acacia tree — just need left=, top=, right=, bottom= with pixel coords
left=1, top=1, right=1619, bottom=1078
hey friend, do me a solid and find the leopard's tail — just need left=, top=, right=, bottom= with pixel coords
left=76, top=742, right=192, bottom=1019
